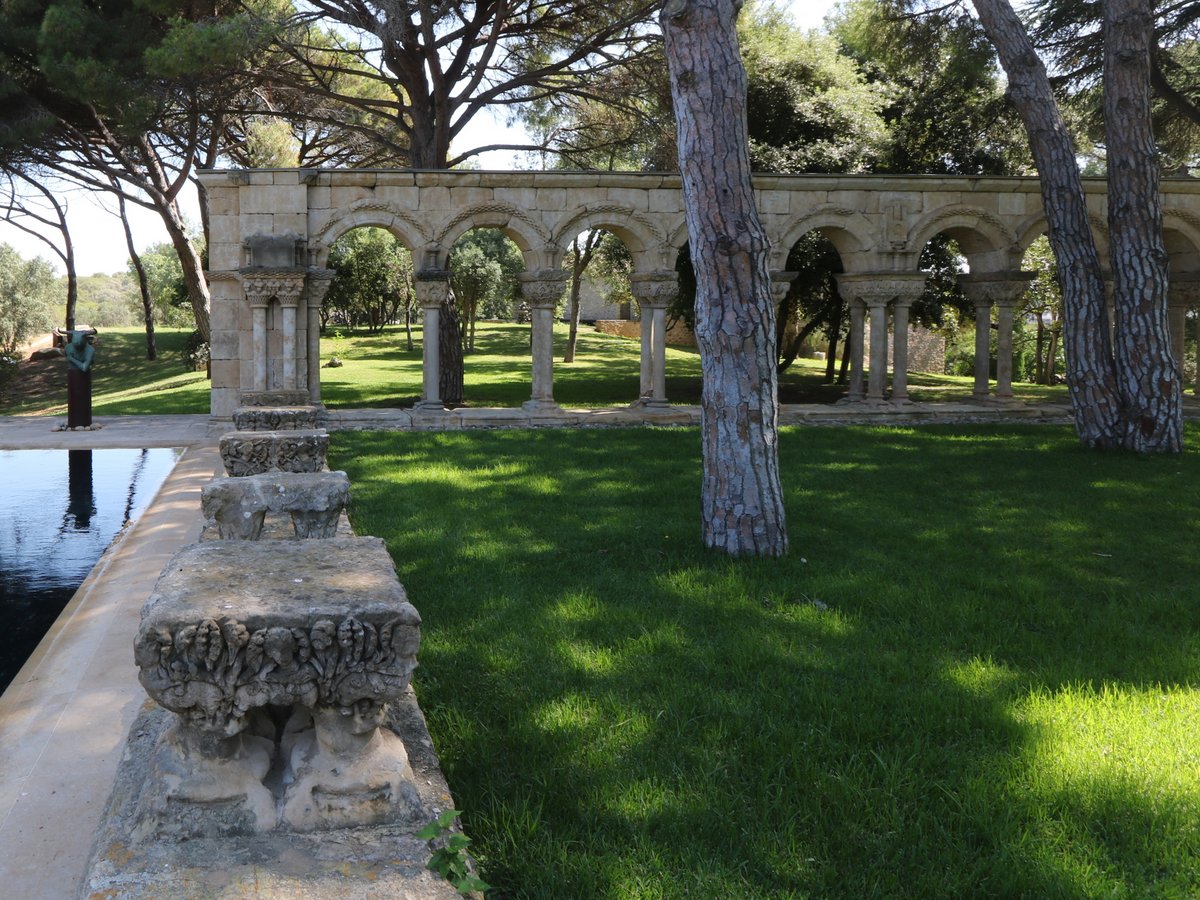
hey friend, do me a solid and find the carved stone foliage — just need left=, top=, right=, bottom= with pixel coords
left=835, top=274, right=929, bottom=308
left=220, top=430, right=329, bottom=476
left=629, top=273, right=680, bottom=307
left=137, top=611, right=419, bottom=730
left=957, top=272, right=1035, bottom=307
left=413, top=269, right=451, bottom=307
left=519, top=271, right=569, bottom=307
left=233, top=405, right=321, bottom=432
left=241, top=389, right=311, bottom=408
left=242, top=271, right=307, bottom=308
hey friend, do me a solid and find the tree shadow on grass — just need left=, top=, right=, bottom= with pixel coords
left=335, top=426, right=1199, bottom=897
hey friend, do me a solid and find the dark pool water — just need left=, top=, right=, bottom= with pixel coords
left=0, top=448, right=181, bottom=693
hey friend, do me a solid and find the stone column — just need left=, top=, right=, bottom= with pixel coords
left=251, top=304, right=268, bottom=391
left=305, top=270, right=335, bottom=405
left=242, top=271, right=306, bottom=393
left=519, top=270, right=568, bottom=412
left=846, top=298, right=866, bottom=401
left=836, top=274, right=924, bottom=403
left=994, top=300, right=1017, bottom=401
left=959, top=273, right=1033, bottom=403
left=630, top=273, right=680, bottom=407
left=887, top=278, right=929, bottom=404
left=414, top=270, right=450, bottom=411
left=972, top=296, right=992, bottom=400
left=1168, top=277, right=1200, bottom=395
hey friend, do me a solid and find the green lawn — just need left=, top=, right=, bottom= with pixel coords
left=332, top=425, right=1200, bottom=898
left=0, top=322, right=1069, bottom=415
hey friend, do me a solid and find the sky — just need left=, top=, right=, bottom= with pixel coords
left=0, top=0, right=841, bottom=277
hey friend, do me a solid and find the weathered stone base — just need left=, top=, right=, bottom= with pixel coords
left=241, top=390, right=311, bottom=408
left=82, top=693, right=467, bottom=899
left=233, top=405, right=322, bottom=432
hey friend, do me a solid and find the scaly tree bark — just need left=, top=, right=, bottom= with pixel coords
left=970, top=0, right=1123, bottom=446
left=1105, top=0, right=1182, bottom=452
left=971, top=0, right=1182, bottom=452
left=661, top=0, right=788, bottom=556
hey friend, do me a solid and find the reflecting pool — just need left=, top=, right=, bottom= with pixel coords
left=0, top=448, right=181, bottom=692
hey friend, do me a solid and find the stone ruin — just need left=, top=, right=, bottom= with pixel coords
left=84, top=397, right=465, bottom=896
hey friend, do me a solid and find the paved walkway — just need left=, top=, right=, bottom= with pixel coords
left=0, top=397, right=1102, bottom=452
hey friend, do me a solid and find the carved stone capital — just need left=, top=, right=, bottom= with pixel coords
left=413, top=269, right=450, bottom=308
left=835, top=273, right=928, bottom=309
left=241, top=270, right=307, bottom=308
left=768, top=270, right=799, bottom=304
left=957, top=272, right=1035, bottom=309
left=519, top=270, right=569, bottom=308
left=305, top=269, right=336, bottom=307
left=629, top=272, right=680, bottom=308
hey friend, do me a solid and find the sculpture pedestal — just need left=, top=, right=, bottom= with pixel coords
left=67, top=366, right=92, bottom=428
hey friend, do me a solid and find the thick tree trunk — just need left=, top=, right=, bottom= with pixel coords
left=159, top=196, right=211, bottom=342
left=662, top=0, right=788, bottom=557
left=1105, top=0, right=1182, bottom=452
left=439, top=296, right=465, bottom=405
left=971, top=0, right=1122, bottom=447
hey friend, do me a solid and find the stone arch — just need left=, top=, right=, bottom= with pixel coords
left=432, top=202, right=552, bottom=269
left=1014, top=211, right=1112, bottom=259
left=1162, top=208, right=1200, bottom=275
left=772, top=207, right=876, bottom=270
left=309, top=201, right=430, bottom=268
left=906, top=205, right=1019, bottom=266
left=550, top=204, right=667, bottom=272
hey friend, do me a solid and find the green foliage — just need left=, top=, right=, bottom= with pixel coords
left=416, top=809, right=489, bottom=894
left=450, top=229, right=523, bottom=322
left=325, top=228, right=413, bottom=334
left=831, top=0, right=1031, bottom=176
left=0, top=242, right=57, bottom=359
left=133, top=242, right=195, bottom=329
left=74, top=272, right=140, bottom=328
left=740, top=2, right=891, bottom=173
left=181, top=329, right=209, bottom=371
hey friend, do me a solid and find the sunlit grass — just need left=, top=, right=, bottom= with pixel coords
left=1, top=321, right=1070, bottom=415
left=332, top=423, right=1200, bottom=897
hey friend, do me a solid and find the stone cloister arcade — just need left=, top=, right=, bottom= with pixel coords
left=198, top=169, right=1200, bottom=419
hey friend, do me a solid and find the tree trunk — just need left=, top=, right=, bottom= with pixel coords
left=114, top=186, right=156, bottom=359
left=1035, top=316, right=1045, bottom=383
left=439, top=295, right=464, bottom=405
left=825, top=297, right=844, bottom=383
left=1105, top=0, right=1182, bottom=452
left=404, top=302, right=414, bottom=352
left=564, top=232, right=601, bottom=363
left=158, top=196, right=211, bottom=342
left=971, top=0, right=1122, bottom=447
left=662, top=0, right=788, bottom=557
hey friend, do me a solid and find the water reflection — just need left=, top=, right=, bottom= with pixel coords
left=0, top=448, right=180, bottom=692
left=67, top=449, right=95, bottom=530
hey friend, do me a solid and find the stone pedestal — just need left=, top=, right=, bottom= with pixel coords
left=133, top=538, right=423, bottom=837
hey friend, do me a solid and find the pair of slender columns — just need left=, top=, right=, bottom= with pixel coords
left=837, top=274, right=926, bottom=403
left=635, top=306, right=670, bottom=405
left=243, top=273, right=306, bottom=394
left=958, top=274, right=1033, bottom=403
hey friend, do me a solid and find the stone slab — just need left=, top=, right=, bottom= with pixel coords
left=140, top=537, right=418, bottom=633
